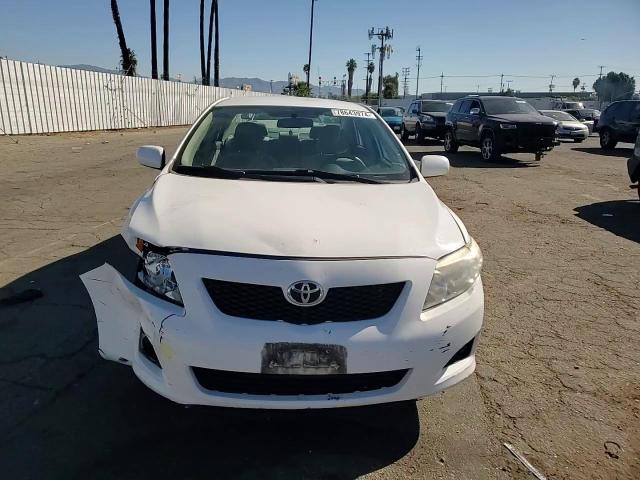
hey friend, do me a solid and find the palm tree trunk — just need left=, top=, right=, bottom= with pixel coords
left=205, top=0, right=214, bottom=86
left=162, top=0, right=169, bottom=80
left=110, top=0, right=133, bottom=76
left=150, top=0, right=158, bottom=79
left=199, top=0, right=206, bottom=84
left=213, top=0, right=220, bottom=87
left=347, top=71, right=354, bottom=97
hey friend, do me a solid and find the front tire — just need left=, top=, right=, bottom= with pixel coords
left=415, top=123, right=424, bottom=142
left=573, top=138, right=584, bottom=143
left=481, top=134, right=500, bottom=161
left=444, top=130, right=459, bottom=153
left=400, top=123, right=409, bottom=141
left=599, top=128, right=617, bottom=149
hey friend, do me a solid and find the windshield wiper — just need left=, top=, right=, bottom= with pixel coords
left=173, top=164, right=246, bottom=179
left=242, top=169, right=383, bottom=184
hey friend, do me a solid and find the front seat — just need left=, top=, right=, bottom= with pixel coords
left=217, top=122, right=272, bottom=170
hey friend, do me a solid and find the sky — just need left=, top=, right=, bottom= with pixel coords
left=1, top=0, right=639, bottom=94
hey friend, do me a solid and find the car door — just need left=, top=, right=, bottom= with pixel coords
left=456, top=100, right=473, bottom=142
left=619, top=102, right=640, bottom=142
left=404, top=102, right=416, bottom=132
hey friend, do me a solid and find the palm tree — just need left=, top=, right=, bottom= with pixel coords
left=110, top=0, right=136, bottom=76
left=162, top=0, right=169, bottom=80
left=346, top=59, right=357, bottom=97
left=366, top=61, right=375, bottom=98
left=213, top=0, right=219, bottom=87
left=199, top=0, right=206, bottom=84
left=572, top=77, right=580, bottom=92
left=150, top=0, right=158, bottom=79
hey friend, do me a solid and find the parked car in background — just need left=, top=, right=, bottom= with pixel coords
left=553, top=100, right=584, bottom=110
left=81, top=96, right=484, bottom=409
left=598, top=100, right=640, bottom=149
left=401, top=100, right=453, bottom=142
left=563, top=108, right=600, bottom=133
left=378, top=106, right=403, bottom=132
left=540, top=110, right=589, bottom=142
left=628, top=131, right=640, bottom=199
left=444, top=96, right=557, bottom=161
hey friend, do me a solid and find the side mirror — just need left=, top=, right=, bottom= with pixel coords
left=137, top=145, right=165, bottom=169
left=420, top=155, right=449, bottom=177
left=470, top=107, right=480, bottom=115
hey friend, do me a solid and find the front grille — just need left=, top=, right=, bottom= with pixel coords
left=517, top=123, right=556, bottom=140
left=192, top=367, right=409, bottom=395
left=203, top=279, right=405, bottom=324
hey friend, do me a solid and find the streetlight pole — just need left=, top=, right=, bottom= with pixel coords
left=307, top=0, right=316, bottom=91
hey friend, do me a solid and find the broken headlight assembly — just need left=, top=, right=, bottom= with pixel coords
left=136, top=240, right=183, bottom=305
left=423, top=238, right=482, bottom=310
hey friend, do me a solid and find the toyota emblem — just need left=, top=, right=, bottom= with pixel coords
left=286, top=281, right=325, bottom=307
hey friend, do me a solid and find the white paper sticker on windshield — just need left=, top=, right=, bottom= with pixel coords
left=331, top=109, right=375, bottom=118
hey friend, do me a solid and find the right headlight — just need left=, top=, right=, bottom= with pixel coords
left=423, top=238, right=483, bottom=310
left=136, top=241, right=183, bottom=305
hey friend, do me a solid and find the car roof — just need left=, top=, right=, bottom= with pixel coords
left=216, top=95, right=372, bottom=111
left=419, top=99, right=450, bottom=103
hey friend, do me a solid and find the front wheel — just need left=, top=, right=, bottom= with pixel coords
left=444, top=130, right=459, bottom=153
left=573, top=138, right=584, bottom=143
left=415, top=123, right=424, bottom=142
left=400, top=123, right=409, bottom=141
left=481, top=134, right=500, bottom=161
left=599, top=129, right=617, bottom=149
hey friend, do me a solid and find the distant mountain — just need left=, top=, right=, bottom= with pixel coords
left=57, top=65, right=364, bottom=96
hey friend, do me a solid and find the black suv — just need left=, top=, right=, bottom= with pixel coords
left=598, top=100, right=640, bottom=149
left=444, top=96, right=557, bottom=161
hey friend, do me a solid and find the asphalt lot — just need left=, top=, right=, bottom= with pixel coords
left=0, top=128, right=638, bottom=479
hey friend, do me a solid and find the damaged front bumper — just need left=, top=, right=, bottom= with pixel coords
left=81, top=254, right=483, bottom=409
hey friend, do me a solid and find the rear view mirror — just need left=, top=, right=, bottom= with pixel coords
left=470, top=108, right=480, bottom=115
left=137, top=145, right=165, bottom=169
left=277, top=117, right=314, bottom=128
left=420, top=155, right=449, bottom=177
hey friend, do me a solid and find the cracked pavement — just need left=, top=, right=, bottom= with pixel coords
left=0, top=129, right=638, bottom=479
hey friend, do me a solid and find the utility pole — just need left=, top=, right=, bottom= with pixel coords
left=506, top=79, right=513, bottom=92
left=318, top=75, right=322, bottom=98
left=549, top=74, right=556, bottom=93
left=307, top=0, right=317, bottom=93
left=440, top=72, right=444, bottom=97
left=401, top=67, right=410, bottom=99
left=269, top=79, right=273, bottom=94
left=415, top=46, right=423, bottom=99
left=500, top=73, right=504, bottom=93
left=598, top=65, right=605, bottom=79
left=363, top=52, right=372, bottom=102
left=476, top=84, right=480, bottom=93
left=369, top=26, right=394, bottom=110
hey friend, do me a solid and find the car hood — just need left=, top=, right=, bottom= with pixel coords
left=124, top=172, right=465, bottom=259
left=488, top=113, right=556, bottom=125
left=423, top=112, right=448, bottom=118
left=558, top=120, right=588, bottom=128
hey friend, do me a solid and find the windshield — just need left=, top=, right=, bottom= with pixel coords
left=176, top=105, right=413, bottom=183
left=379, top=107, right=401, bottom=116
left=542, top=111, right=577, bottom=121
left=483, top=97, right=538, bottom=115
left=421, top=101, right=453, bottom=113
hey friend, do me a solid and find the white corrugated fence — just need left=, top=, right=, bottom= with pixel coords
left=0, top=58, right=271, bottom=135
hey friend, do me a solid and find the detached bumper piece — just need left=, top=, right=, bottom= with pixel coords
left=192, top=368, right=409, bottom=395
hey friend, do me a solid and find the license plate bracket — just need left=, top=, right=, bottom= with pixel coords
left=261, top=343, right=347, bottom=375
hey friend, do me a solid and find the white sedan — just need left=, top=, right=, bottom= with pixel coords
left=81, top=96, right=484, bottom=409
left=540, top=110, right=589, bottom=142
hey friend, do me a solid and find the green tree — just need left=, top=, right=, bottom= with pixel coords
left=383, top=73, right=399, bottom=99
left=593, top=72, right=636, bottom=102
left=365, top=61, right=375, bottom=98
left=346, top=58, right=357, bottom=97
left=293, top=81, right=311, bottom=97
left=572, top=77, right=580, bottom=92
left=110, top=0, right=136, bottom=76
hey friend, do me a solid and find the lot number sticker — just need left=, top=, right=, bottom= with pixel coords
left=331, top=109, right=375, bottom=118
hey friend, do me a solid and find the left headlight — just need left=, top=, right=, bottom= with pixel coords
left=421, top=114, right=434, bottom=122
left=423, top=238, right=482, bottom=310
left=137, top=248, right=183, bottom=305
left=499, top=123, right=517, bottom=129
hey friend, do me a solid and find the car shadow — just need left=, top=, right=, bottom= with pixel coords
left=411, top=150, right=539, bottom=169
left=0, top=236, right=420, bottom=479
left=574, top=200, right=640, bottom=243
left=572, top=147, right=633, bottom=158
